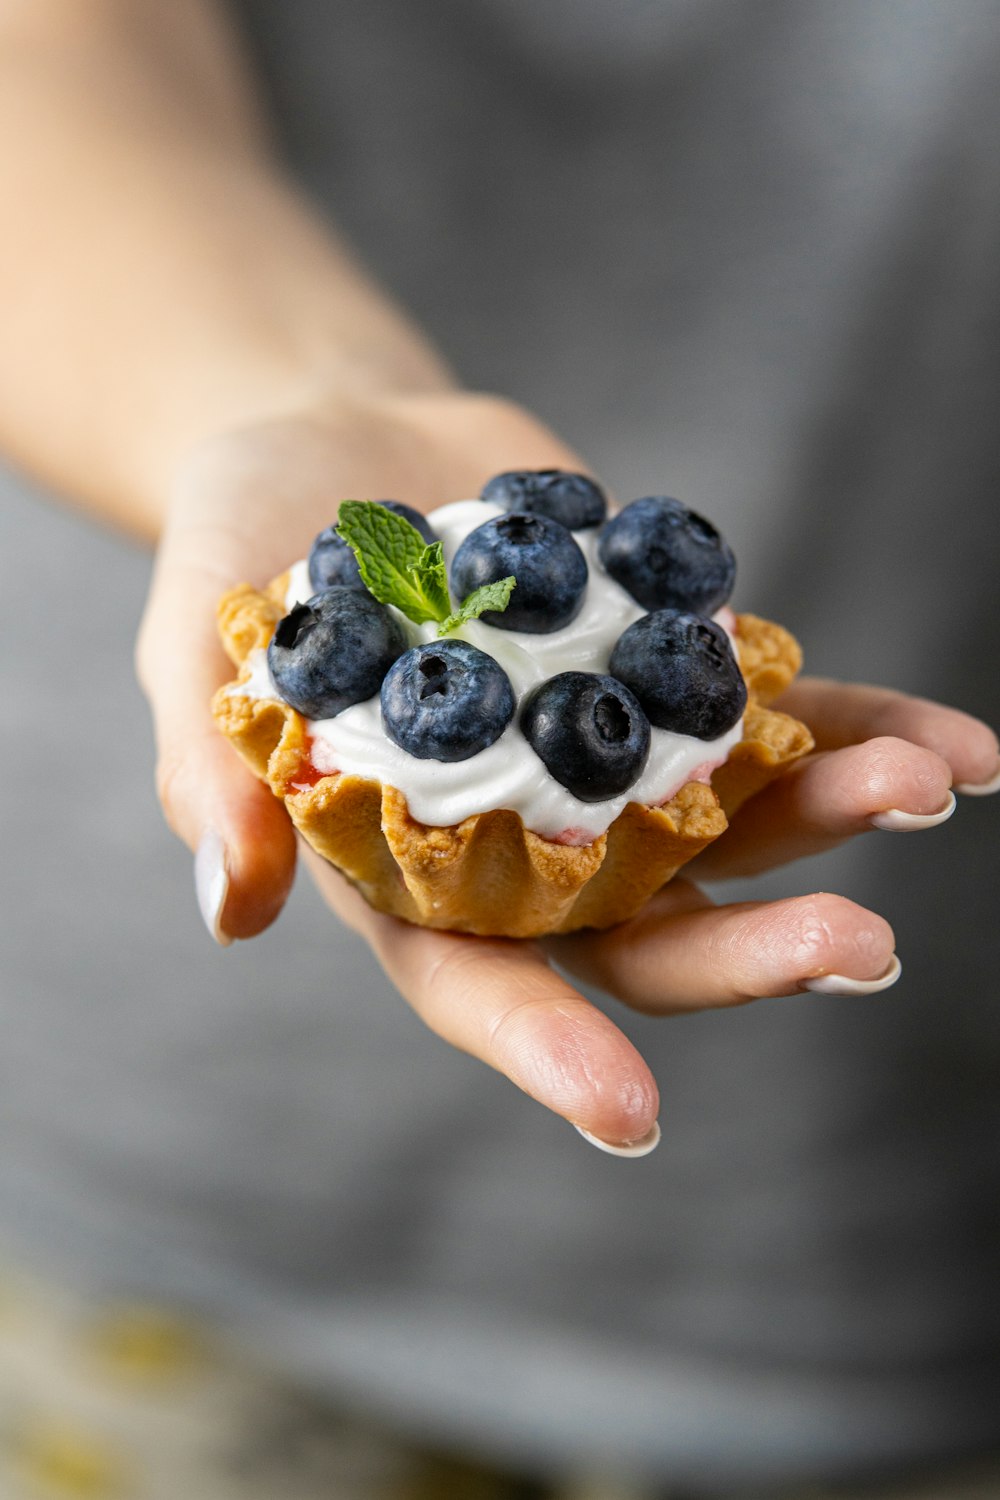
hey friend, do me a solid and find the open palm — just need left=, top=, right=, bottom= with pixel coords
left=137, top=392, right=998, bottom=1153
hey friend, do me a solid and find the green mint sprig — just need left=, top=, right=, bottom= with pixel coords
left=438, top=575, right=516, bottom=636
left=336, top=501, right=515, bottom=636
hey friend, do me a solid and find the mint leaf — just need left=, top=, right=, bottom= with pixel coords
left=336, top=501, right=447, bottom=625
left=411, top=541, right=452, bottom=622
left=438, top=576, right=516, bottom=637
left=335, top=501, right=518, bottom=634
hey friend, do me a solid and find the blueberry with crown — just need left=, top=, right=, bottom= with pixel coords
left=450, top=511, right=588, bottom=633
left=520, top=673, right=651, bottom=800
left=609, top=609, right=747, bottom=740
left=598, top=495, right=736, bottom=615
left=267, top=587, right=408, bottom=720
left=480, top=469, right=607, bottom=530
left=381, top=640, right=515, bottom=761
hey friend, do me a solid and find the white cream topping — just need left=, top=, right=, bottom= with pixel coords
left=232, top=500, right=743, bottom=843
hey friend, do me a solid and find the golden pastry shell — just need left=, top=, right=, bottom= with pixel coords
left=212, top=577, right=813, bottom=937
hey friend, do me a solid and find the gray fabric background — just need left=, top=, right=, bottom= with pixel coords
left=2, top=1, right=999, bottom=1488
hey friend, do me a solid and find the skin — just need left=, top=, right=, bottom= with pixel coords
left=1, top=0, right=996, bottom=1150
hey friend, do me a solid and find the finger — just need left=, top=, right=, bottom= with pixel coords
left=692, top=736, right=956, bottom=879
left=136, top=512, right=296, bottom=942
left=776, top=678, right=999, bottom=792
left=304, top=851, right=660, bottom=1152
left=547, top=881, right=898, bottom=1013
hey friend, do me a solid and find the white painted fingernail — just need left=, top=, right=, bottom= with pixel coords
left=802, top=954, right=901, bottom=995
left=869, top=791, right=956, bottom=831
left=955, top=764, right=1000, bottom=796
left=195, top=827, right=232, bottom=946
left=574, top=1122, right=661, bottom=1158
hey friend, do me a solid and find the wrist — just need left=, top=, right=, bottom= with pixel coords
left=117, top=254, right=458, bottom=539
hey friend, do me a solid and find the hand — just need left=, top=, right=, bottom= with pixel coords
left=307, top=672, right=996, bottom=1154
left=137, top=395, right=1000, bottom=1154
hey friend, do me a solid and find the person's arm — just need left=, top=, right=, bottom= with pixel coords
left=0, top=0, right=454, bottom=536
left=2, top=0, right=995, bottom=1155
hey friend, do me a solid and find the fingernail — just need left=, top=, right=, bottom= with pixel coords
left=195, top=827, right=233, bottom=946
left=802, top=953, right=901, bottom=996
left=869, top=791, right=956, bottom=831
left=574, top=1122, right=661, bottom=1158
left=955, top=763, right=1000, bottom=797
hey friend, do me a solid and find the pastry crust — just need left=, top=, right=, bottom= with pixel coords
left=212, top=584, right=813, bottom=936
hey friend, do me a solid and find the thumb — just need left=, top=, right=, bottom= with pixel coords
left=136, top=510, right=296, bottom=943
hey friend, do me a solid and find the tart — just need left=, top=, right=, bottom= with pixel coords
left=212, top=476, right=813, bottom=938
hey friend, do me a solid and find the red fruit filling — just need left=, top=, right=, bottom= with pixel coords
left=288, top=749, right=333, bottom=792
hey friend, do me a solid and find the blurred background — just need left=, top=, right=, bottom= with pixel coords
left=2, top=3, right=999, bottom=1497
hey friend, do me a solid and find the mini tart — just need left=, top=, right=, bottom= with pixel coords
left=212, top=577, right=813, bottom=938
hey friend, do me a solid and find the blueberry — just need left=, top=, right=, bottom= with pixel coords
left=381, top=640, right=515, bottom=761
left=308, top=502, right=437, bottom=592
left=450, top=512, right=588, bottom=633
left=598, top=496, right=736, bottom=614
left=268, top=588, right=407, bottom=719
left=519, top=673, right=651, bottom=802
left=480, top=469, right=608, bottom=530
left=609, top=610, right=747, bottom=740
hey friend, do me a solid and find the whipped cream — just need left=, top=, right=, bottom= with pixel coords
left=231, top=499, right=743, bottom=843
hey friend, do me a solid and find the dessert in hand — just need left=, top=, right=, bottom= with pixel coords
left=212, top=473, right=813, bottom=937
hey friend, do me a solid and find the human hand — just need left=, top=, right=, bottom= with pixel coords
left=306, top=670, right=996, bottom=1154
left=137, top=395, right=1000, bottom=1154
